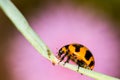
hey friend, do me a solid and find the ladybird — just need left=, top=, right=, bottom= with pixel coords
left=57, top=43, right=95, bottom=71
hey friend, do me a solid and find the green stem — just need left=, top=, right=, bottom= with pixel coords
left=0, top=0, right=119, bottom=80
left=0, top=0, right=57, bottom=63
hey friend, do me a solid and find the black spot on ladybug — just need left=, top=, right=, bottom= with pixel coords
left=77, top=60, right=85, bottom=67
left=89, top=61, right=94, bottom=67
left=65, top=45, right=69, bottom=49
left=73, top=44, right=83, bottom=52
left=85, top=50, right=92, bottom=60
left=72, top=53, right=75, bottom=56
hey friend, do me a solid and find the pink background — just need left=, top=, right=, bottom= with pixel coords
left=0, top=1, right=120, bottom=80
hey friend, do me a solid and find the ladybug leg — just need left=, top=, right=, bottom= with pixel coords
left=59, top=52, right=68, bottom=63
left=63, top=55, right=71, bottom=65
left=77, top=65, right=83, bottom=75
left=76, top=60, right=84, bottom=71
left=76, top=60, right=80, bottom=72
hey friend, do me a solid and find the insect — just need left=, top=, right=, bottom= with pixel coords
left=57, top=43, right=95, bottom=71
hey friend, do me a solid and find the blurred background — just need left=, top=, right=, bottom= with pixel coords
left=0, top=0, right=120, bottom=80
